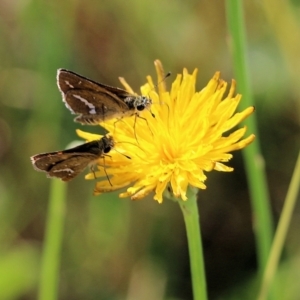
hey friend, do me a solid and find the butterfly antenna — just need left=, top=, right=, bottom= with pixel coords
left=113, top=148, right=131, bottom=159
left=156, top=71, right=171, bottom=91
left=150, top=110, right=155, bottom=118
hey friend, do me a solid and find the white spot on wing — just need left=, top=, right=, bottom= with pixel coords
left=53, top=168, right=74, bottom=174
left=65, top=80, right=74, bottom=88
left=73, top=95, right=97, bottom=114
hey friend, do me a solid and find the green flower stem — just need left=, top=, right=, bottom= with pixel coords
left=38, top=179, right=67, bottom=300
left=225, top=0, right=274, bottom=277
left=258, top=151, right=300, bottom=300
left=176, top=187, right=207, bottom=300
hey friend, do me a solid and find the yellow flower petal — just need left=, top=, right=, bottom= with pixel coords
left=76, top=129, right=102, bottom=141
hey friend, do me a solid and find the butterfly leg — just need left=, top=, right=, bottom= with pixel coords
left=136, top=114, right=154, bottom=137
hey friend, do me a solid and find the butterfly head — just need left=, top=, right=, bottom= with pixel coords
left=134, top=96, right=152, bottom=112
left=102, top=135, right=115, bottom=154
left=125, top=95, right=152, bottom=112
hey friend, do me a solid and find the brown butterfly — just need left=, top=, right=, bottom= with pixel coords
left=30, top=136, right=114, bottom=181
left=57, top=69, right=153, bottom=125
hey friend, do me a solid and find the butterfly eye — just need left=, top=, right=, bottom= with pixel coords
left=103, top=146, right=111, bottom=153
left=136, top=104, right=145, bottom=111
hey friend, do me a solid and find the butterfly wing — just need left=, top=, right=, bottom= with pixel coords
left=31, top=151, right=98, bottom=181
left=57, top=69, right=133, bottom=124
left=47, top=155, right=97, bottom=181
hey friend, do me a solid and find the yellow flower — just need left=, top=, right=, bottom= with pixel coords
left=77, top=60, right=255, bottom=203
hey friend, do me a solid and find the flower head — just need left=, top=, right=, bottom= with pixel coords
left=77, top=60, right=255, bottom=203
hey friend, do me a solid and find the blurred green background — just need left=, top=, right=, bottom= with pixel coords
left=0, top=0, right=299, bottom=299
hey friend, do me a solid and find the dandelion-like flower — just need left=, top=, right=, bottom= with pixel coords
left=77, top=60, right=255, bottom=203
